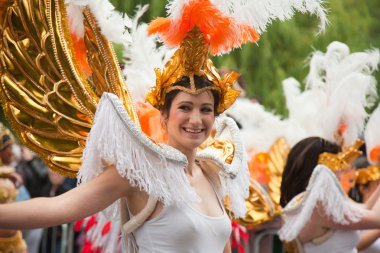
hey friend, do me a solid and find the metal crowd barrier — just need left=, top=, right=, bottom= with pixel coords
left=40, top=223, right=75, bottom=253
left=250, top=229, right=286, bottom=253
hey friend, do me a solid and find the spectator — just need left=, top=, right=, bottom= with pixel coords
left=0, top=123, right=42, bottom=253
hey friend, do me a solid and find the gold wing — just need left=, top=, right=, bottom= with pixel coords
left=0, top=0, right=138, bottom=177
left=230, top=137, right=290, bottom=226
left=267, top=137, right=290, bottom=213
left=226, top=178, right=276, bottom=227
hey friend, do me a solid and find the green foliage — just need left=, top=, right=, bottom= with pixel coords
left=111, top=0, right=380, bottom=116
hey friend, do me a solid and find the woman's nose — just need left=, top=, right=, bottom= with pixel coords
left=189, top=110, right=201, bottom=124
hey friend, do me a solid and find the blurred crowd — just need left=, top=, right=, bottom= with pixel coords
left=0, top=122, right=80, bottom=253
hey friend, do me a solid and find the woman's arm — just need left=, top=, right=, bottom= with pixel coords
left=322, top=194, right=380, bottom=230
left=357, top=230, right=380, bottom=251
left=364, top=185, right=380, bottom=210
left=223, top=240, right=232, bottom=253
left=0, top=166, right=130, bottom=229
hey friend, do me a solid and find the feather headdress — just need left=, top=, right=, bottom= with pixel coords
left=146, top=0, right=328, bottom=113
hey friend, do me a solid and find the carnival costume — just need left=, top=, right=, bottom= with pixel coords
left=354, top=104, right=380, bottom=253
left=271, top=43, right=380, bottom=252
left=223, top=41, right=379, bottom=230
left=0, top=0, right=329, bottom=252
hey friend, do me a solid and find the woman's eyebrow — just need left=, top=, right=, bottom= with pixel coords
left=177, top=101, right=193, bottom=105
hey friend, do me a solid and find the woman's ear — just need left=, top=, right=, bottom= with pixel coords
left=160, top=111, right=168, bottom=130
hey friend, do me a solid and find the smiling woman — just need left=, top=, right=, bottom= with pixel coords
left=0, top=0, right=328, bottom=252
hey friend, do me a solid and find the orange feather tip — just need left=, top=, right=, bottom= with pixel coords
left=147, top=0, right=259, bottom=55
left=370, top=146, right=380, bottom=164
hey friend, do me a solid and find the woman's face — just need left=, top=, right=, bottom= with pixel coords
left=0, top=144, right=15, bottom=165
left=163, top=91, right=215, bottom=153
left=335, top=167, right=356, bottom=193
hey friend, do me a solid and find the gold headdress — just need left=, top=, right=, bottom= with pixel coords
left=145, top=0, right=260, bottom=114
left=146, top=27, right=241, bottom=113
left=318, top=139, right=364, bottom=171
left=356, top=165, right=380, bottom=185
left=0, top=123, right=15, bottom=151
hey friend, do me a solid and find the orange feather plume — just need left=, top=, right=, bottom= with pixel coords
left=370, top=146, right=380, bottom=164
left=147, top=0, right=259, bottom=55
left=70, top=32, right=92, bottom=78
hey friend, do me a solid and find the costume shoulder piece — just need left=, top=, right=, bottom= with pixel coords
left=78, top=92, right=197, bottom=220
left=197, top=115, right=250, bottom=218
left=278, top=165, right=366, bottom=242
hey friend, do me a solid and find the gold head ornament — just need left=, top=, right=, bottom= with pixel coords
left=356, top=165, right=380, bottom=185
left=318, top=139, right=364, bottom=171
left=146, top=27, right=240, bottom=114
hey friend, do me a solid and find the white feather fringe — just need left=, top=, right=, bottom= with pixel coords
left=78, top=92, right=197, bottom=220
left=197, top=116, right=250, bottom=217
left=65, top=0, right=132, bottom=44
left=278, top=165, right=366, bottom=242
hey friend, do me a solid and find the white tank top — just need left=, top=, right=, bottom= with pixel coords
left=134, top=202, right=231, bottom=253
left=303, top=230, right=360, bottom=253
left=133, top=172, right=232, bottom=253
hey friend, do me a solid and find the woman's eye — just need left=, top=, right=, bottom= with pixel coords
left=179, top=105, right=191, bottom=110
left=201, top=107, right=213, bottom=113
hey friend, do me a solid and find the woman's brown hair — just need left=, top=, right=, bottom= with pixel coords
left=280, top=137, right=341, bottom=207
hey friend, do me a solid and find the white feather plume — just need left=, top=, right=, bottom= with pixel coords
left=227, top=42, right=378, bottom=153
left=285, top=41, right=379, bottom=146
left=225, top=98, right=285, bottom=153
left=213, top=0, right=328, bottom=34
left=165, top=0, right=327, bottom=36
left=65, top=0, right=132, bottom=45
left=166, top=0, right=190, bottom=19
left=122, top=5, right=175, bottom=102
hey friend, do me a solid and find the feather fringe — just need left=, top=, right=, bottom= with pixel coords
left=278, top=165, right=366, bottom=242
left=197, top=116, right=250, bottom=217
left=77, top=92, right=197, bottom=220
